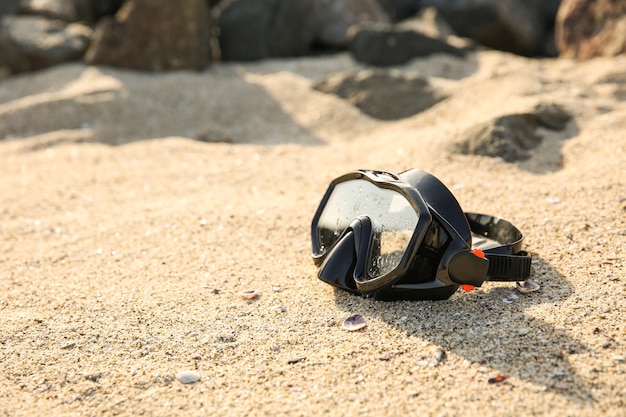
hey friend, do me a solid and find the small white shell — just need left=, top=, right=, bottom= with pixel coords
left=240, top=289, right=261, bottom=300
left=342, top=314, right=367, bottom=331
left=503, top=293, right=519, bottom=304
left=516, top=280, right=540, bottom=293
left=175, top=370, right=201, bottom=384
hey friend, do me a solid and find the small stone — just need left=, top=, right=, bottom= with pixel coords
left=433, top=348, right=446, bottom=365
left=175, top=370, right=201, bottom=384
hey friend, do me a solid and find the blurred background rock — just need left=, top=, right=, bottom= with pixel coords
left=0, top=0, right=624, bottom=76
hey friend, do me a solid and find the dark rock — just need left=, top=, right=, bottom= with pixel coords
left=377, top=0, right=422, bottom=22
left=90, top=0, right=124, bottom=20
left=316, top=0, right=389, bottom=48
left=422, top=0, right=546, bottom=56
left=218, top=0, right=319, bottom=61
left=313, top=69, right=447, bottom=120
left=529, top=0, right=562, bottom=21
left=348, top=22, right=465, bottom=67
left=17, top=0, right=94, bottom=23
left=85, top=0, right=213, bottom=71
left=529, top=0, right=563, bottom=57
left=450, top=103, right=572, bottom=162
left=0, top=15, right=92, bottom=74
left=0, top=0, right=20, bottom=17
left=555, top=0, right=626, bottom=59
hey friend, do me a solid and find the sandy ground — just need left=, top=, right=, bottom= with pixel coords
left=0, top=50, right=625, bottom=416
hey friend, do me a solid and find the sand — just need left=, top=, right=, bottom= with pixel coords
left=0, top=50, right=625, bottom=416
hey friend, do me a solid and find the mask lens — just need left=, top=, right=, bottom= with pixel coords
left=315, top=179, right=419, bottom=278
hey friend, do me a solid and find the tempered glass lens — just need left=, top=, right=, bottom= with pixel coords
left=316, top=179, right=419, bottom=278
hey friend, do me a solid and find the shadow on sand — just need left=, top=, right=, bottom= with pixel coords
left=333, top=254, right=592, bottom=402
left=0, top=63, right=324, bottom=148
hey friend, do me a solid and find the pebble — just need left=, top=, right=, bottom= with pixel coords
left=433, top=348, right=446, bottom=365
left=175, top=370, right=201, bottom=384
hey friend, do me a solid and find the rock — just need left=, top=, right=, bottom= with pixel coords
left=218, top=0, right=319, bottom=61
left=90, top=0, right=124, bottom=20
left=348, top=22, right=465, bottom=67
left=85, top=0, right=213, bottom=71
left=0, top=15, right=92, bottom=74
left=555, top=0, right=626, bottom=59
left=450, top=103, right=572, bottom=161
left=527, top=0, right=563, bottom=56
left=315, top=0, right=390, bottom=48
left=17, top=0, right=94, bottom=23
left=0, top=0, right=20, bottom=17
left=422, top=0, right=547, bottom=56
left=313, top=69, right=448, bottom=120
left=377, top=0, right=422, bottom=22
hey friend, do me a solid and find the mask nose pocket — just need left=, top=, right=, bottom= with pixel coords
left=318, top=228, right=359, bottom=293
left=318, top=216, right=375, bottom=294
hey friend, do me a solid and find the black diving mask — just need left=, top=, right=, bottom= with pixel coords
left=311, top=169, right=532, bottom=301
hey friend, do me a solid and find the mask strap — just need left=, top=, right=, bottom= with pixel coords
left=465, top=213, right=532, bottom=281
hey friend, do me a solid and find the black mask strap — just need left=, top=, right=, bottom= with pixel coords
left=466, top=213, right=532, bottom=281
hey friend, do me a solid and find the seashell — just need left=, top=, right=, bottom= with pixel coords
left=516, top=280, right=540, bottom=293
left=175, top=370, right=201, bottom=384
left=342, top=314, right=367, bottom=331
left=240, top=289, right=261, bottom=300
left=503, top=293, right=519, bottom=304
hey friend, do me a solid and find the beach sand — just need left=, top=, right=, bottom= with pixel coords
left=0, top=50, right=625, bottom=416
